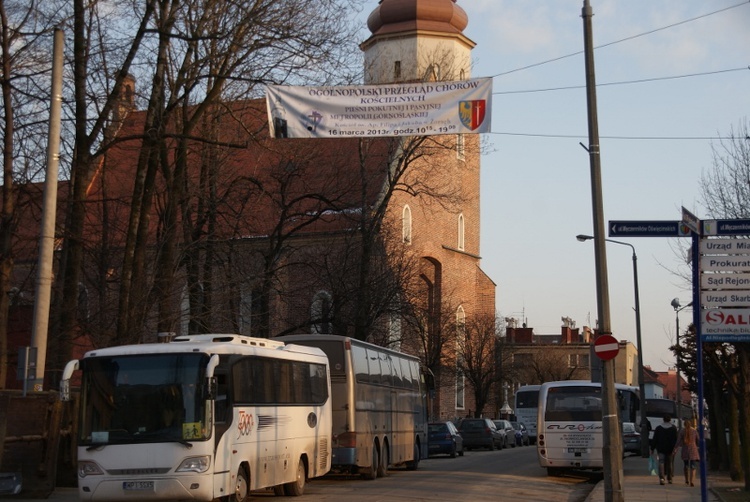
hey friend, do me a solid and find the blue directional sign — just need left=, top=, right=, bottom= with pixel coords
left=608, top=220, right=690, bottom=237
left=702, top=219, right=750, bottom=236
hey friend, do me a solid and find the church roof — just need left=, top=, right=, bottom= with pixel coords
left=366, top=0, right=469, bottom=37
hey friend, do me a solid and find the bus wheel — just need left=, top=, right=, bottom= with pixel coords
left=360, top=447, right=378, bottom=480
left=377, top=443, right=389, bottom=478
left=273, top=485, right=285, bottom=497
left=233, top=467, right=249, bottom=502
left=405, top=443, right=420, bottom=471
left=284, top=459, right=306, bottom=496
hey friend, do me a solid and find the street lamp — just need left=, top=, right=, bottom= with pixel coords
left=577, top=234, right=649, bottom=457
left=671, top=298, right=692, bottom=424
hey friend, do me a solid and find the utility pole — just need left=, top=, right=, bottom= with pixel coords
left=29, top=27, right=64, bottom=392
left=581, top=2, right=624, bottom=501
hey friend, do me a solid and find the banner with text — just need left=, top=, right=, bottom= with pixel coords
left=265, top=78, right=493, bottom=139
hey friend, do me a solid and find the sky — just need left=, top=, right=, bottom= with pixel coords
left=360, top=1, right=750, bottom=371
left=465, top=0, right=749, bottom=371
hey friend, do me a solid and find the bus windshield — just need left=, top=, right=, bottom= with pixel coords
left=544, top=386, right=603, bottom=422
left=79, top=353, right=210, bottom=446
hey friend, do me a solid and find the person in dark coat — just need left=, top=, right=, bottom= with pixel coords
left=650, top=414, right=678, bottom=485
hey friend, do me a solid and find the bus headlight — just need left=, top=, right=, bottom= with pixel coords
left=176, top=456, right=211, bottom=473
left=78, top=461, right=104, bottom=478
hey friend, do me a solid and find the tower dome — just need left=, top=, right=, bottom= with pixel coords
left=367, top=0, right=469, bottom=37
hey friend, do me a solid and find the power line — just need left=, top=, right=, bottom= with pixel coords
left=493, top=67, right=749, bottom=95
left=489, top=2, right=749, bottom=80
left=488, top=131, right=736, bottom=141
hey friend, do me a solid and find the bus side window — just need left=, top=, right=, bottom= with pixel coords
left=215, top=373, right=228, bottom=423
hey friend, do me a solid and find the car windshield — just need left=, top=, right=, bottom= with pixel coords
left=622, top=422, right=637, bottom=434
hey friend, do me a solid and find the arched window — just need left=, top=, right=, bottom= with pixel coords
left=456, top=306, right=466, bottom=410
left=458, top=213, right=465, bottom=250
left=402, top=205, right=412, bottom=244
left=311, top=291, right=333, bottom=334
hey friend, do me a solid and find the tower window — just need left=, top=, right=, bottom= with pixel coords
left=402, top=205, right=412, bottom=244
left=394, top=61, right=401, bottom=80
left=458, top=214, right=465, bottom=251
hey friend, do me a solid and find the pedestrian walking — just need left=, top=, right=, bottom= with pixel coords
left=675, top=418, right=700, bottom=487
left=650, top=414, right=678, bottom=485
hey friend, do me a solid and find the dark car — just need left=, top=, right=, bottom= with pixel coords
left=493, top=419, right=515, bottom=448
left=458, top=418, right=504, bottom=450
left=428, top=421, right=464, bottom=458
left=510, top=421, right=530, bottom=446
left=622, top=422, right=642, bottom=456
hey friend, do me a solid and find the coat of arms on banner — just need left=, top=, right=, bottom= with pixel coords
left=458, top=100, right=486, bottom=131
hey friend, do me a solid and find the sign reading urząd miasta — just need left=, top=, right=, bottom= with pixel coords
left=265, top=78, right=493, bottom=139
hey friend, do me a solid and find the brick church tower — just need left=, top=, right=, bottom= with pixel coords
left=362, top=0, right=496, bottom=420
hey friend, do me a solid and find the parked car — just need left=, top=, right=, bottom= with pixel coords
left=458, top=418, right=504, bottom=450
left=428, top=421, right=464, bottom=458
left=622, top=421, right=642, bottom=456
left=493, top=419, right=515, bottom=448
left=510, top=421, right=530, bottom=446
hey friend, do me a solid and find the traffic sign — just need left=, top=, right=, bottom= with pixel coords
left=594, top=334, right=619, bottom=361
left=608, top=220, right=689, bottom=237
left=702, top=219, right=750, bottom=236
left=682, top=206, right=700, bottom=234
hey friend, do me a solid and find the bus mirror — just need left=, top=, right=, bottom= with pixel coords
left=60, top=360, right=80, bottom=401
left=206, top=376, right=218, bottom=400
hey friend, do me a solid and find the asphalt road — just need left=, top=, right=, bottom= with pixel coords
left=27, top=443, right=601, bottom=501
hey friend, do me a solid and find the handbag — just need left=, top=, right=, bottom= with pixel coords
left=648, top=453, right=658, bottom=476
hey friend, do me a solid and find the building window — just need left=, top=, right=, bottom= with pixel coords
left=394, top=61, right=401, bottom=80
left=457, top=213, right=465, bottom=250
left=402, top=205, right=412, bottom=244
left=311, top=290, right=333, bottom=334
left=456, top=134, right=465, bottom=160
left=512, top=353, right=533, bottom=368
left=568, top=353, right=590, bottom=368
left=456, top=306, right=466, bottom=410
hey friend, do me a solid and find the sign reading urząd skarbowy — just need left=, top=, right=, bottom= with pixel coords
left=265, top=78, right=493, bottom=139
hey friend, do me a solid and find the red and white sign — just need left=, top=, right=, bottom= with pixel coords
left=594, top=335, right=619, bottom=361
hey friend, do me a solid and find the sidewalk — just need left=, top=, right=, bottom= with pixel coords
left=586, top=456, right=746, bottom=502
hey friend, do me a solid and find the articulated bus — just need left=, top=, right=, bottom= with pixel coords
left=279, top=334, right=428, bottom=478
left=61, top=334, right=332, bottom=501
left=536, top=380, right=639, bottom=475
left=514, top=385, right=541, bottom=445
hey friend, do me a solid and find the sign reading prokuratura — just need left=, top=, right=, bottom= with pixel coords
left=265, top=78, right=493, bottom=139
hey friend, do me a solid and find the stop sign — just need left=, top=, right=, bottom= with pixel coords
left=594, top=334, right=619, bottom=361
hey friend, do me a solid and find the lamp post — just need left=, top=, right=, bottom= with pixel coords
left=670, top=298, right=692, bottom=424
left=577, top=234, right=649, bottom=457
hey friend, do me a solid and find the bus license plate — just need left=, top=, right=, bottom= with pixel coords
left=123, top=481, right=154, bottom=491
left=567, top=448, right=588, bottom=453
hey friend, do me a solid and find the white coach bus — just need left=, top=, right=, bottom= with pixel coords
left=536, top=380, right=639, bottom=476
left=279, top=334, right=428, bottom=479
left=60, top=334, right=332, bottom=501
left=514, top=384, right=541, bottom=445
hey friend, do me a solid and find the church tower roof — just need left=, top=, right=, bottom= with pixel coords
left=366, top=0, right=469, bottom=38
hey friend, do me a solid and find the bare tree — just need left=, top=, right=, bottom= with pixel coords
left=458, top=313, right=498, bottom=418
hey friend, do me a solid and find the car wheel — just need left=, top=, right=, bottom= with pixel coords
left=488, top=440, right=495, bottom=451
left=450, top=443, right=457, bottom=458
left=458, top=445, right=464, bottom=457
